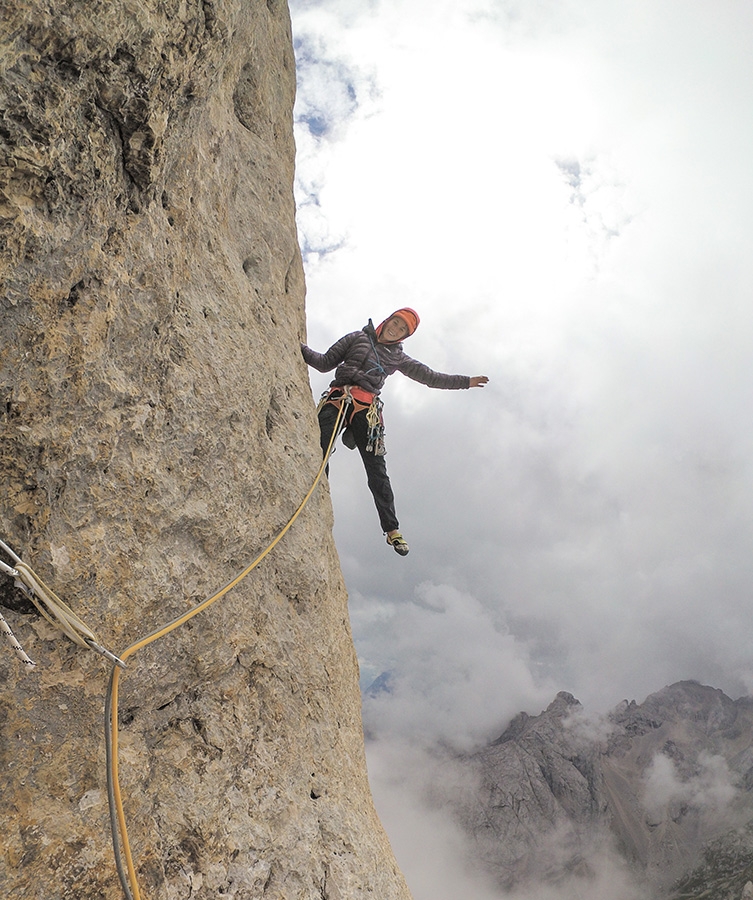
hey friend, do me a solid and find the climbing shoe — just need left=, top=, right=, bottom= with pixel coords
left=386, top=531, right=409, bottom=556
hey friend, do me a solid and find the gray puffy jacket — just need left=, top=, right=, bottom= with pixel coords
left=301, top=320, right=470, bottom=395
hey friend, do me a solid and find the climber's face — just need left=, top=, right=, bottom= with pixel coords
left=380, top=316, right=410, bottom=343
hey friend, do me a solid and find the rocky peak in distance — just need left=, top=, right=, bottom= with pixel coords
left=452, top=680, right=753, bottom=899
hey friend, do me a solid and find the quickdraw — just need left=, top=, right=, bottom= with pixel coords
left=0, top=538, right=124, bottom=668
left=365, top=397, right=386, bottom=456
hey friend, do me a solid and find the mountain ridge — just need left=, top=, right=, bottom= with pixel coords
left=451, top=680, right=753, bottom=899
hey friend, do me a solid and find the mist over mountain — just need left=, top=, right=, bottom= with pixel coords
left=444, top=681, right=753, bottom=899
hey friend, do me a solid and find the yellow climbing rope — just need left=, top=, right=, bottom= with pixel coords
left=106, top=392, right=350, bottom=900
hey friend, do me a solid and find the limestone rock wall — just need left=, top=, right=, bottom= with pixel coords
left=0, top=3, right=411, bottom=898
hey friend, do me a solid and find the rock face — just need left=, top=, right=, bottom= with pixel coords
left=0, top=3, right=411, bottom=899
left=453, top=681, right=753, bottom=898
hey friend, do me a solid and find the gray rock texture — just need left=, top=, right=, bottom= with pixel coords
left=454, top=681, right=753, bottom=898
left=0, top=3, right=411, bottom=899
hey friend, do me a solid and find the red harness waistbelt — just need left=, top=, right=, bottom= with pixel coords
left=345, top=386, right=376, bottom=405
left=323, top=386, right=377, bottom=424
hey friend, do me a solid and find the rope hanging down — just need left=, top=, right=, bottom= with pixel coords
left=0, top=608, right=35, bottom=667
left=0, top=546, right=37, bottom=665
left=0, top=539, right=125, bottom=669
left=105, top=391, right=351, bottom=900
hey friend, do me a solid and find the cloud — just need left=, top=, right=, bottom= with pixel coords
left=367, top=738, right=648, bottom=900
left=292, top=1, right=753, bottom=897
left=291, top=9, right=380, bottom=261
left=642, top=751, right=739, bottom=828
left=499, top=842, right=647, bottom=900
left=561, top=705, right=616, bottom=749
left=366, top=740, right=504, bottom=900
left=358, top=582, right=551, bottom=751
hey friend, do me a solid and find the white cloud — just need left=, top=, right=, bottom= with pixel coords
left=365, top=740, right=504, bottom=900
left=367, top=739, right=647, bottom=900
left=292, top=1, right=753, bottom=896
left=642, top=751, right=739, bottom=827
left=358, top=582, right=551, bottom=750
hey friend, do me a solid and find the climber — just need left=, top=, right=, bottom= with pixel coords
left=301, top=308, right=489, bottom=556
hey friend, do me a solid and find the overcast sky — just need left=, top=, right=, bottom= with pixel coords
left=289, top=1, right=753, bottom=895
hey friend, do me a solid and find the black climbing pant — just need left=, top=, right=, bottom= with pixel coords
left=318, top=401, right=400, bottom=534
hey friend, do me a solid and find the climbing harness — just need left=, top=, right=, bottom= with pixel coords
left=104, top=390, right=351, bottom=900
left=318, top=384, right=371, bottom=421
left=0, top=538, right=124, bottom=668
left=318, top=385, right=386, bottom=456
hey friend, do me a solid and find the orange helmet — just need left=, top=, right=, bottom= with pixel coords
left=375, top=307, right=420, bottom=342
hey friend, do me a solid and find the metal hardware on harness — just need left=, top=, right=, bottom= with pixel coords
left=365, top=398, right=386, bottom=456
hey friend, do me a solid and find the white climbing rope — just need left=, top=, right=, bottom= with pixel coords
left=0, top=608, right=35, bottom=668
